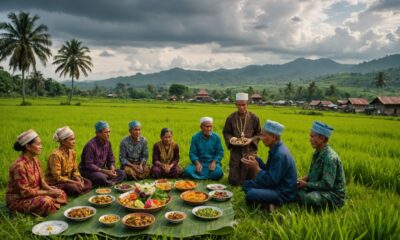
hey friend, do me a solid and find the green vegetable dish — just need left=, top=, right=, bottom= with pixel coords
left=195, top=208, right=221, bottom=218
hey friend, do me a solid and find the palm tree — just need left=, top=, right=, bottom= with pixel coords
left=28, top=71, right=44, bottom=97
left=0, top=12, right=52, bottom=104
left=373, top=72, right=389, bottom=96
left=53, top=39, right=93, bottom=104
left=284, top=82, right=295, bottom=100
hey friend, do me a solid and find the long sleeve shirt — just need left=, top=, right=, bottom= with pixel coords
left=79, top=137, right=115, bottom=172
left=306, top=145, right=346, bottom=200
left=45, top=148, right=81, bottom=184
left=254, top=141, right=297, bottom=202
left=119, top=136, right=148, bottom=166
left=152, top=142, right=179, bottom=166
left=189, top=131, right=224, bottom=165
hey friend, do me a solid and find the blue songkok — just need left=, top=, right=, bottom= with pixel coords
left=95, top=121, right=109, bottom=132
left=129, top=120, right=141, bottom=130
left=263, top=120, right=284, bottom=136
left=311, top=121, right=334, bottom=138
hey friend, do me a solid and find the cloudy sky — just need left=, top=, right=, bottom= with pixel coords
left=1, top=0, right=399, bottom=81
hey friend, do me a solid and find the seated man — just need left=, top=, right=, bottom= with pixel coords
left=297, top=121, right=346, bottom=209
left=242, top=120, right=297, bottom=212
left=184, top=117, right=224, bottom=180
left=119, top=120, right=150, bottom=180
left=80, top=121, right=126, bottom=187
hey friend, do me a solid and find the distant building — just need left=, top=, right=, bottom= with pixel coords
left=195, top=89, right=211, bottom=101
left=250, top=93, right=263, bottom=103
left=369, top=96, right=400, bottom=116
left=107, top=93, right=118, bottom=98
left=348, top=98, right=369, bottom=113
left=307, top=100, right=334, bottom=110
left=169, top=95, right=177, bottom=101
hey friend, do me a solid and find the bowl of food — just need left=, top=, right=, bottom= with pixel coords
left=229, top=137, right=249, bottom=146
left=174, top=180, right=197, bottom=191
left=180, top=190, right=209, bottom=206
left=122, top=213, right=155, bottom=230
left=164, top=211, right=186, bottom=224
left=118, top=190, right=171, bottom=213
left=206, top=183, right=227, bottom=191
left=192, top=206, right=223, bottom=220
left=99, top=214, right=120, bottom=227
left=88, top=195, right=115, bottom=207
left=64, top=206, right=96, bottom=221
left=114, top=183, right=134, bottom=193
left=95, top=188, right=112, bottom=194
left=209, top=190, right=233, bottom=202
left=155, top=179, right=173, bottom=191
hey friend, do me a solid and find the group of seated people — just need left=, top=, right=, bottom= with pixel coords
left=6, top=116, right=345, bottom=216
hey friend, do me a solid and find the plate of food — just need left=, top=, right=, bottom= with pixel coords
left=180, top=190, right=209, bottom=205
left=192, top=206, right=223, bottom=220
left=64, top=206, right=96, bottom=221
left=114, top=183, right=134, bottom=192
left=118, top=183, right=171, bottom=212
left=95, top=188, right=112, bottom=194
left=155, top=179, right=173, bottom=191
left=165, top=211, right=187, bottom=224
left=174, top=180, right=197, bottom=191
left=32, top=220, right=68, bottom=236
left=206, top=183, right=227, bottom=191
left=229, top=137, right=250, bottom=146
left=88, top=195, right=115, bottom=207
left=99, top=214, right=120, bottom=227
left=122, top=213, right=155, bottom=230
left=209, top=190, right=233, bottom=201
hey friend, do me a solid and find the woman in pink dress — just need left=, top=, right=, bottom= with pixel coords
left=6, top=129, right=67, bottom=216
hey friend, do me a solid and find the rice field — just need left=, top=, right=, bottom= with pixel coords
left=0, top=97, right=399, bottom=239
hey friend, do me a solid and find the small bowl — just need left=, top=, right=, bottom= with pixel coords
left=174, top=180, right=197, bottom=191
left=114, top=183, right=134, bottom=193
left=64, top=206, right=96, bottom=222
left=164, top=211, right=187, bottom=224
left=99, top=214, right=120, bottom=227
left=155, top=180, right=173, bottom=192
left=95, top=188, right=112, bottom=194
left=122, top=212, right=155, bottom=230
left=180, top=190, right=209, bottom=206
left=88, top=195, right=115, bottom=207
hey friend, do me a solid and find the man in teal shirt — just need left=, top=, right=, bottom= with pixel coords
left=297, top=121, right=346, bottom=208
left=184, top=117, right=224, bottom=180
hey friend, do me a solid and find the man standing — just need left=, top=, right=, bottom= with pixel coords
left=184, top=117, right=224, bottom=180
left=242, top=120, right=297, bottom=212
left=223, top=92, right=261, bottom=185
left=297, top=121, right=346, bottom=209
left=80, top=121, right=126, bottom=187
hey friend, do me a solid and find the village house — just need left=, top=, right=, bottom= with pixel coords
left=195, top=89, right=211, bottom=102
left=250, top=93, right=263, bottom=104
left=369, top=96, right=400, bottom=116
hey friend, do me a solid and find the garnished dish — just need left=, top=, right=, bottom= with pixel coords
left=95, top=188, right=112, bottom=194
left=122, top=213, right=155, bottom=230
left=180, top=190, right=209, bottom=205
left=114, top=183, right=134, bottom=192
left=155, top=179, right=173, bottom=191
left=209, top=190, right=233, bottom=201
left=206, top=183, right=227, bottom=191
left=229, top=137, right=249, bottom=146
left=165, top=211, right=186, bottom=224
left=32, top=220, right=68, bottom=236
left=99, top=214, right=120, bottom=226
left=64, top=206, right=96, bottom=221
left=88, top=195, right=115, bottom=207
left=192, top=206, right=223, bottom=220
left=174, top=180, right=197, bottom=191
left=118, top=183, right=171, bottom=212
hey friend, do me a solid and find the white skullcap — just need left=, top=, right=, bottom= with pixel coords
left=236, top=92, right=248, bottom=101
left=200, top=116, right=213, bottom=124
left=53, top=126, right=74, bottom=142
left=17, top=129, right=39, bottom=146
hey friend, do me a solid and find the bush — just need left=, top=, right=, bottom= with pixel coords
left=297, top=110, right=324, bottom=116
left=20, top=101, right=32, bottom=106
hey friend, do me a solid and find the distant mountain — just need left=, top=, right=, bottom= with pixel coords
left=74, top=54, right=400, bottom=89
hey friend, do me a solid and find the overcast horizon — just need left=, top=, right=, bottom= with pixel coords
left=1, top=0, right=399, bottom=81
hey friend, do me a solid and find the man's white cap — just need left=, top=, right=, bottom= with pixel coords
left=200, top=116, right=213, bottom=124
left=236, top=92, right=248, bottom=101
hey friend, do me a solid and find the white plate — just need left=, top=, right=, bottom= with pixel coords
left=206, top=184, right=226, bottom=191
left=114, top=183, right=134, bottom=192
left=209, top=190, right=233, bottom=201
left=192, top=206, right=223, bottom=220
left=88, top=194, right=115, bottom=207
left=64, top=206, right=97, bottom=221
left=32, top=220, right=68, bottom=236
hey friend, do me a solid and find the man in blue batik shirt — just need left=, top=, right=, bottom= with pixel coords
left=242, top=120, right=297, bottom=212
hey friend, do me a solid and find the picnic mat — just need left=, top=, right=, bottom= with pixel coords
left=43, top=181, right=235, bottom=238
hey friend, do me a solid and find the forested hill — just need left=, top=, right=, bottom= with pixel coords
left=74, top=54, right=400, bottom=88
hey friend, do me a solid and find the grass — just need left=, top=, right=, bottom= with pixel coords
left=0, top=97, right=399, bottom=239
